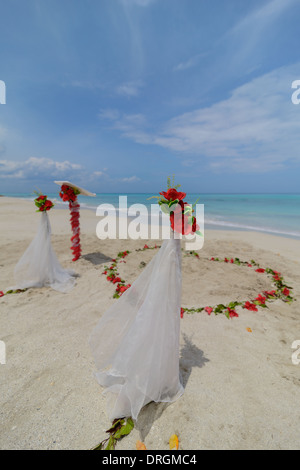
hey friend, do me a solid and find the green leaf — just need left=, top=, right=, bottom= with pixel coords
left=192, top=198, right=200, bottom=209
left=106, top=419, right=124, bottom=434
left=168, top=199, right=179, bottom=207
left=124, top=418, right=134, bottom=434
left=92, top=441, right=105, bottom=451
left=183, top=205, right=193, bottom=215
left=160, top=205, right=171, bottom=215
left=105, top=436, right=116, bottom=450
left=114, top=418, right=134, bottom=438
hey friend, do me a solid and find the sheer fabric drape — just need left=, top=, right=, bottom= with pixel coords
left=89, top=232, right=183, bottom=421
left=14, top=212, right=76, bottom=293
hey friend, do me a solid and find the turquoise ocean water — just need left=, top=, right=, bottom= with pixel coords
left=3, top=193, right=300, bottom=240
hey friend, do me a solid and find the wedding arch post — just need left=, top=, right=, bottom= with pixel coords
left=54, top=181, right=96, bottom=262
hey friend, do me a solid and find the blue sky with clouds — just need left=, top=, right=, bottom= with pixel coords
left=1, top=0, right=300, bottom=194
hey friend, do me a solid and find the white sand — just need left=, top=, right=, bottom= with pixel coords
left=0, top=197, right=299, bottom=450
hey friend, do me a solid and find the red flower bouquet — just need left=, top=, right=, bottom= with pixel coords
left=59, top=184, right=80, bottom=203
left=34, top=194, right=54, bottom=212
left=152, top=178, right=201, bottom=236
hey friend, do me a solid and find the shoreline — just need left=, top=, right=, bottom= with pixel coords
left=1, top=195, right=300, bottom=242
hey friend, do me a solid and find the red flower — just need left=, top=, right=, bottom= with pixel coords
left=192, top=217, right=199, bottom=233
left=255, top=294, right=266, bottom=304
left=112, top=277, right=122, bottom=284
left=117, top=284, right=131, bottom=295
left=44, top=199, right=53, bottom=211
left=248, top=264, right=252, bottom=267
left=0, top=291, right=4, bottom=297
left=244, top=301, right=258, bottom=312
left=170, top=206, right=194, bottom=235
left=180, top=308, right=185, bottom=318
left=282, top=288, right=290, bottom=296
left=205, top=306, right=213, bottom=315
left=264, top=290, right=276, bottom=297
left=159, top=188, right=186, bottom=202
left=255, top=268, right=265, bottom=273
left=210, top=257, right=215, bottom=261
left=224, top=258, right=229, bottom=263
left=144, top=244, right=149, bottom=249
left=227, top=308, right=239, bottom=318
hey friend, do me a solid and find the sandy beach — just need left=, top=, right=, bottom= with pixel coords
left=0, top=197, right=299, bottom=450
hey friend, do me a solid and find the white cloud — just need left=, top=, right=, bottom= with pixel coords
left=121, top=176, right=141, bottom=182
left=229, top=0, right=296, bottom=37
left=99, top=110, right=151, bottom=145
left=99, top=109, right=121, bottom=121
left=100, top=63, right=300, bottom=173
left=153, top=65, right=300, bottom=171
left=173, top=53, right=207, bottom=72
left=68, top=80, right=105, bottom=90
left=0, top=157, right=83, bottom=180
left=222, top=0, right=298, bottom=74
left=116, top=80, right=144, bottom=97
left=120, top=0, right=156, bottom=7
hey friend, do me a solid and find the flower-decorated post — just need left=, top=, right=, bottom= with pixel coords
left=59, top=185, right=81, bottom=261
left=89, top=178, right=202, bottom=432
left=13, top=193, right=76, bottom=293
left=54, top=181, right=96, bottom=262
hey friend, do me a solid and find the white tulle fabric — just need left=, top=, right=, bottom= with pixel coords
left=14, top=212, right=76, bottom=293
left=89, top=232, right=184, bottom=421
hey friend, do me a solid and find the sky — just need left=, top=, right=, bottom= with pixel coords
left=0, top=0, right=300, bottom=194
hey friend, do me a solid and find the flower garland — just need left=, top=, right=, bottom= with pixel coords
left=0, top=288, right=28, bottom=298
left=102, top=251, right=132, bottom=298
left=181, top=252, right=294, bottom=319
left=59, top=185, right=81, bottom=261
left=101, top=245, right=295, bottom=319
left=34, top=194, right=54, bottom=212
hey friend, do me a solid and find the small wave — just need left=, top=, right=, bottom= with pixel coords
left=205, top=218, right=300, bottom=238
